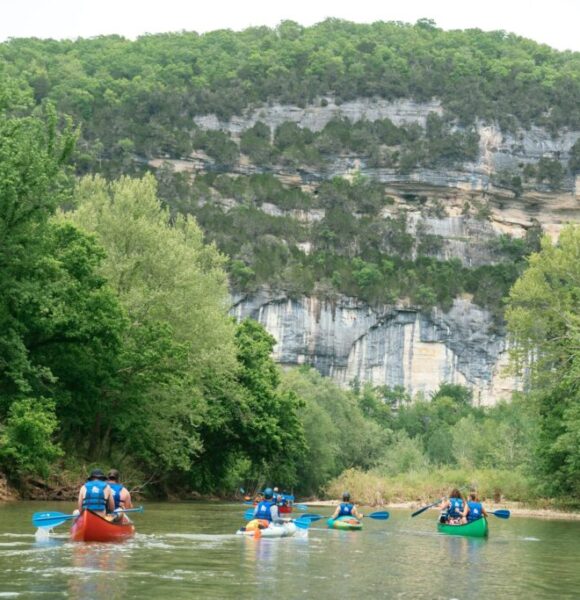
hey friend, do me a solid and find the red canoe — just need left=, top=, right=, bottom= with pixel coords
left=70, top=510, right=135, bottom=542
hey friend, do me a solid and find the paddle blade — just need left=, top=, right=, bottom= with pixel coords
left=368, top=511, right=389, bottom=520
left=243, top=501, right=254, bottom=505
left=293, top=519, right=310, bottom=529
left=490, top=509, right=511, bottom=519
left=32, top=512, right=75, bottom=529
left=297, top=514, right=323, bottom=522
left=244, top=509, right=255, bottom=520
left=295, top=504, right=308, bottom=511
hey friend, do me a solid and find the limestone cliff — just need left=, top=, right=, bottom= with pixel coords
left=155, top=98, right=579, bottom=403
left=232, top=290, right=516, bottom=406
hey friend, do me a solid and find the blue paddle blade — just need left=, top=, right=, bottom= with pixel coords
left=368, top=511, right=390, bottom=520
left=295, top=504, right=308, bottom=511
left=32, top=512, right=76, bottom=529
left=293, top=519, right=310, bottom=529
left=296, top=513, right=323, bottom=522
left=243, top=501, right=254, bottom=505
left=244, top=509, right=255, bottom=520
left=490, top=509, right=510, bottom=519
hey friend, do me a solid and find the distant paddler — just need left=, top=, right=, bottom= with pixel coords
left=245, top=487, right=287, bottom=533
left=330, top=492, right=364, bottom=520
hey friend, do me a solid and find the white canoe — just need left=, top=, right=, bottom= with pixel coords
left=236, top=522, right=299, bottom=538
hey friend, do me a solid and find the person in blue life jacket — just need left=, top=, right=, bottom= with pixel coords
left=106, top=469, right=133, bottom=518
left=253, top=487, right=286, bottom=527
left=465, top=491, right=487, bottom=522
left=438, top=488, right=467, bottom=524
left=75, top=468, right=115, bottom=518
left=331, top=492, right=363, bottom=521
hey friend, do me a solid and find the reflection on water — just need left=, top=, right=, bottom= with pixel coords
left=68, top=544, right=128, bottom=598
left=1, top=503, right=580, bottom=599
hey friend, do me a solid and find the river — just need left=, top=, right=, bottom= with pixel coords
left=1, top=502, right=579, bottom=599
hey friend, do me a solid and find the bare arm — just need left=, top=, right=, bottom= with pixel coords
left=120, top=488, right=133, bottom=509
left=105, top=487, right=115, bottom=513
left=77, top=486, right=85, bottom=511
left=353, top=505, right=363, bottom=519
left=331, top=506, right=340, bottom=519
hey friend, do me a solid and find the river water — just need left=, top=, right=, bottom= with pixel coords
left=1, top=502, right=579, bottom=599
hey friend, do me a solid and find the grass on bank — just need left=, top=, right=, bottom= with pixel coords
left=324, top=467, right=536, bottom=506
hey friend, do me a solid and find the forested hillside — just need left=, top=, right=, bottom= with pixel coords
left=1, top=20, right=579, bottom=501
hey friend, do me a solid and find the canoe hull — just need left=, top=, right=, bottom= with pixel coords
left=327, top=516, right=363, bottom=531
left=437, top=518, right=488, bottom=538
left=236, top=522, right=299, bottom=538
left=71, top=510, right=135, bottom=542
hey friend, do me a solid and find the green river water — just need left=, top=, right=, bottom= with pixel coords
left=1, top=502, right=579, bottom=599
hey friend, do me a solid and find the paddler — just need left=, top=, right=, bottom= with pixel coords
left=330, top=492, right=364, bottom=520
left=465, top=491, right=487, bottom=522
left=244, top=487, right=286, bottom=532
left=106, top=469, right=133, bottom=519
left=75, top=468, right=115, bottom=518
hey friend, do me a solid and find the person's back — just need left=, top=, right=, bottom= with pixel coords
left=254, top=496, right=275, bottom=522
left=466, top=493, right=486, bottom=522
left=439, top=488, right=466, bottom=524
left=78, top=469, right=114, bottom=517
left=332, top=492, right=363, bottom=520
left=106, top=469, right=132, bottom=511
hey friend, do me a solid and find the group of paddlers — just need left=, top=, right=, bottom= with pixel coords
left=74, top=468, right=133, bottom=521
left=438, top=489, right=487, bottom=524
left=247, top=487, right=486, bottom=529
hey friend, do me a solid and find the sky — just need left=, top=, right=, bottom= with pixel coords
left=0, top=0, right=578, bottom=52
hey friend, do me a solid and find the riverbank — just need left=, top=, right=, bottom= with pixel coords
left=303, top=499, right=580, bottom=521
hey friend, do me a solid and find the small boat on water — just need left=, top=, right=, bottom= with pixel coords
left=236, top=521, right=299, bottom=538
left=278, top=493, right=295, bottom=514
left=327, top=516, right=363, bottom=531
left=71, top=510, right=135, bottom=542
left=437, top=517, right=488, bottom=538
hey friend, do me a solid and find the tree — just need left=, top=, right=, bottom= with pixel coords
left=58, top=174, right=238, bottom=473
left=506, top=226, right=580, bottom=494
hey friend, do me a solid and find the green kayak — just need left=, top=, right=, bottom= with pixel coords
left=437, top=517, right=488, bottom=538
left=327, top=516, right=363, bottom=531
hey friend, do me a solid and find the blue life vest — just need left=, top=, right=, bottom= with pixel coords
left=338, top=502, right=354, bottom=517
left=255, top=500, right=274, bottom=522
left=467, top=501, right=483, bottom=522
left=82, top=480, right=108, bottom=511
left=448, top=497, right=464, bottom=518
left=108, top=482, right=124, bottom=509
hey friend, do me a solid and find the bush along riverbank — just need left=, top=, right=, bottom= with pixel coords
left=322, top=467, right=580, bottom=517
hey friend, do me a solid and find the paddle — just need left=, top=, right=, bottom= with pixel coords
left=295, top=504, right=309, bottom=511
left=411, top=499, right=443, bottom=518
left=489, top=509, right=510, bottom=519
left=243, top=509, right=323, bottom=523
left=32, top=507, right=144, bottom=529
left=366, top=511, right=389, bottom=520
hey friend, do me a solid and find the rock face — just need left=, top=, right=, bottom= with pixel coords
left=193, top=98, right=580, bottom=193
left=232, top=290, right=517, bottom=405
left=183, top=98, right=579, bottom=403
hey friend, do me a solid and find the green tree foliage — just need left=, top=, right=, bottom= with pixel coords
left=0, top=398, right=62, bottom=478
left=0, top=21, right=577, bottom=175
left=280, top=367, right=388, bottom=494
left=58, top=174, right=238, bottom=472
left=507, top=226, right=580, bottom=494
